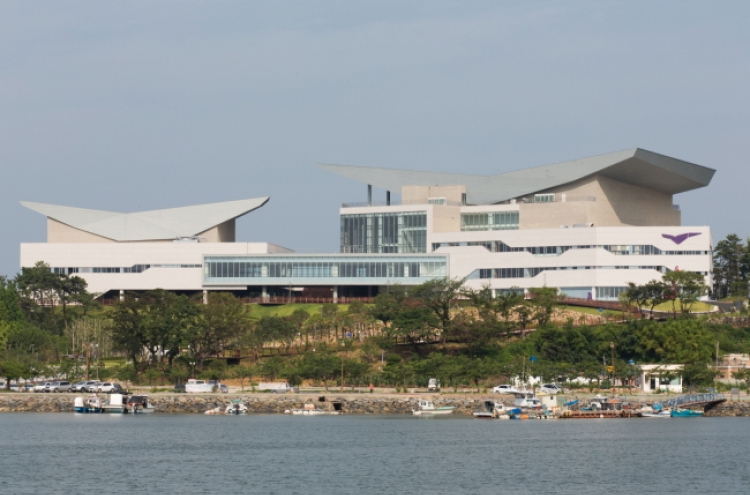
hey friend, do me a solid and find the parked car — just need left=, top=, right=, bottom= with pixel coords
left=209, top=380, right=229, bottom=393
left=428, top=378, right=441, bottom=392
left=80, top=381, right=102, bottom=392
left=96, top=382, right=124, bottom=394
left=71, top=381, right=88, bottom=392
left=173, top=383, right=186, bottom=393
left=46, top=381, right=72, bottom=393
left=34, top=382, right=52, bottom=393
left=539, top=384, right=563, bottom=395
left=492, top=384, right=520, bottom=394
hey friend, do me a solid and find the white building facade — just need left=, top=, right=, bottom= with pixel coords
left=19, top=148, right=715, bottom=301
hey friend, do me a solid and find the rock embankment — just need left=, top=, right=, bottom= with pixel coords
left=0, top=393, right=505, bottom=414
left=2, top=393, right=749, bottom=416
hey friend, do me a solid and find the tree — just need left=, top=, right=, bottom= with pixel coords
left=410, top=278, right=463, bottom=343
left=190, top=293, right=249, bottom=368
left=663, top=271, right=709, bottom=315
left=527, top=287, right=561, bottom=327
left=713, top=234, right=748, bottom=299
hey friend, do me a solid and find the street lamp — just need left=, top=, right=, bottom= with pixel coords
left=610, top=342, right=615, bottom=395
left=340, top=341, right=345, bottom=392
left=189, top=361, right=196, bottom=378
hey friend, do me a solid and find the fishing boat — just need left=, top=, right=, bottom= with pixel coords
left=225, top=399, right=248, bottom=415
left=285, top=403, right=343, bottom=415
left=74, top=395, right=104, bottom=413
left=126, top=395, right=156, bottom=414
left=670, top=408, right=704, bottom=418
left=101, top=393, right=126, bottom=413
left=641, top=410, right=671, bottom=418
left=412, top=400, right=455, bottom=416
left=473, top=400, right=513, bottom=419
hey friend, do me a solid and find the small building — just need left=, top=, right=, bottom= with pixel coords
left=714, top=353, right=750, bottom=380
left=636, top=364, right=683, bottom=394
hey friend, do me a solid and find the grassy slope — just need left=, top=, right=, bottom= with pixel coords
left=559, top=305, right=622, bottom=316
left=248, top=303, right=351, bottom=320
left=648, top=300, right=716, bottom=313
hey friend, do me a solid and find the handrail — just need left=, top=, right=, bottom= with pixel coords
left=654, top=393, right=726, bottom=409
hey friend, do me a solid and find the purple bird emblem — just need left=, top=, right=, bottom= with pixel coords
left=662, top=232, right=701, bottom=244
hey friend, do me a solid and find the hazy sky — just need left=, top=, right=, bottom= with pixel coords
left=2, top=1, right=749, bottom=277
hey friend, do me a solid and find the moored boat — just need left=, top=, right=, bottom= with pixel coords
left=126, top=395, right=156, bottom=414
left=412, top=400, right=455, bottom=416
left=225, top=399, right=248, bottom=415
left=670, top=408, right=704, bottom=418
left=101, top=393, right=126, bottom=413
left=74, top=395, right=104, bottom=413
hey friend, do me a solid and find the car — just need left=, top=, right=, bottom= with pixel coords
left=79, top=381, right=102, bottom=392
left=173, top=383, right=186, bottom=393
left=208, top=380, right=229, bottom=393
left=71, top=381, right=89, bottom=392
left=539, top=384, right=563, bottom=394
left=34, top=382, right=52, bottom=393
left=46, top=381, right=72, bottom=393
left=492, top=384, right=520, bottom=394
left=96, top=382, right=124, bottom=394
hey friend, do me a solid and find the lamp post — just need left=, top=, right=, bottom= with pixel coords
left=610, top=342, right=615, bottom=395
left=340, top=341, right=345, bottom=392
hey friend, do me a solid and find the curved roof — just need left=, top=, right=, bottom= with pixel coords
left=20, top=197, right=269, bottom=242
left=319, top=148, right=715, bottom=205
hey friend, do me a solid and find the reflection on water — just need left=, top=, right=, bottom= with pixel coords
left=1, top=414, right=748, bottom=494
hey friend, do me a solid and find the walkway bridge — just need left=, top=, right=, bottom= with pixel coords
left=655, top=393, right=726, bottom=412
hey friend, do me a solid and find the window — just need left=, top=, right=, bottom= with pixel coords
left=534, top=194, right=555, bottom=203
left=341, top=211, right=427, bottom=253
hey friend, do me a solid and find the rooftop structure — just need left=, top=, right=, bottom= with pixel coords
left=21, top=197, right=269, bottom=243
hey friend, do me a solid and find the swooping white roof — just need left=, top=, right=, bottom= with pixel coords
left=21, top=197, right=269, bottom=242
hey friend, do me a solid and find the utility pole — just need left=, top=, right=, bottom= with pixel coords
left=610, top=342, right=615, bottom=396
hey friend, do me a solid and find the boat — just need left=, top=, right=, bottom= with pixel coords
left=473, top=400, right=513, bottom=419
left=513, top=392, right=542, bottom=410
left=101, top=393, right=126, bottom=413
left=74, top=395, right=104, bottom=413
left=284, top=403, right=343, bottom=415
left=225, top=399, right=248, bottom=415
left=670, top=408, right=704, bottom=418
left=412, top=400, right=455, bottom=416
left=126, top=395, right=156, bottom=414
left=641, top=410, right=672, bottom=418
left=204, top=406, right=224, bottom=415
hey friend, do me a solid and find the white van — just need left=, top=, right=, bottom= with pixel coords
left=185, top=379, right=227, bottom=393
left=258, top=382, right=294, bottom=393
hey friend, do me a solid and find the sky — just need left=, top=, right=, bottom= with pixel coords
left=2, top=1, right=750, bottom=277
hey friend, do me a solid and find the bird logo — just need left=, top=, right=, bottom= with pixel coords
left=661, top=232, right=701, bottom=244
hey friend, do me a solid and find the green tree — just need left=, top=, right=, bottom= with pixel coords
left=527, top=287, right=561, bottom=327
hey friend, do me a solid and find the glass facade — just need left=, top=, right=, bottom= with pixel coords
left=596, top=286, right=628, bottom=300
left=433, top=241, right=708, bottom=256
left=476, top=265, right=669, bottom=279
left=460, top=211, right=519, bottom=231
left=341, top=212, right=427, bottom=254
left=203, top=255, right=448, bottom=285
left=51, top=264, right=200, bottom=275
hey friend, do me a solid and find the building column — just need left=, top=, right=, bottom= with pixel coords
left=202, top=290, right=208, bottom=305
left=333, top=285, right=338, bottom=303
left=119, top=290, right=124, bottom=302
left=368, top=184, right=372, bottom=206
left=262, top=286, right=268, bottom=301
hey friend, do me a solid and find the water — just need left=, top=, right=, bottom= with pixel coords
left=1, top=414, right=748, bottom=494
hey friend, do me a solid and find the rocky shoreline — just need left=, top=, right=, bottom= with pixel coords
left=1, top=393, right=749, bottom=416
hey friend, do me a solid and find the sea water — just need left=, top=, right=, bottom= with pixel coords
left=0, top=413, right=747, bottom=494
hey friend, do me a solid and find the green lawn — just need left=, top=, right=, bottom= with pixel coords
left=559, top=305, right=622, bottom=316
left=648, top=299, right=716, bottom=313
left=248, top=303, right=352, bottom=320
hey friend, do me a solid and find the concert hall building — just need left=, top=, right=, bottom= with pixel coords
left=20, top=148, right=714, bottom=302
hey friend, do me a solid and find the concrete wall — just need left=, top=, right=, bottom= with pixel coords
left=518, top=175, right=680, bottom=229
left=402, top=185, right=465, bottom=204
left=198, top=219, right=236, bottom=242
left=47, top=219, right=117, bottom=243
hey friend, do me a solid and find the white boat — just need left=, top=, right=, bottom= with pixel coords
left=74, top=395, right=104, bottom=413
left=101, top=393, right=126, bottom=413
left=126, top=395, right=156, bottom=414
left=412, top=400, right=455, bottom=416
left=473, top=400, right=512, bottom=419
left=641, top=410, right=671, bottom=418
left=225, top=399, right=248, bottom=415
left=285, top=403, right=343, bottom=415
left=513, top=392, right=542, bottom=410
